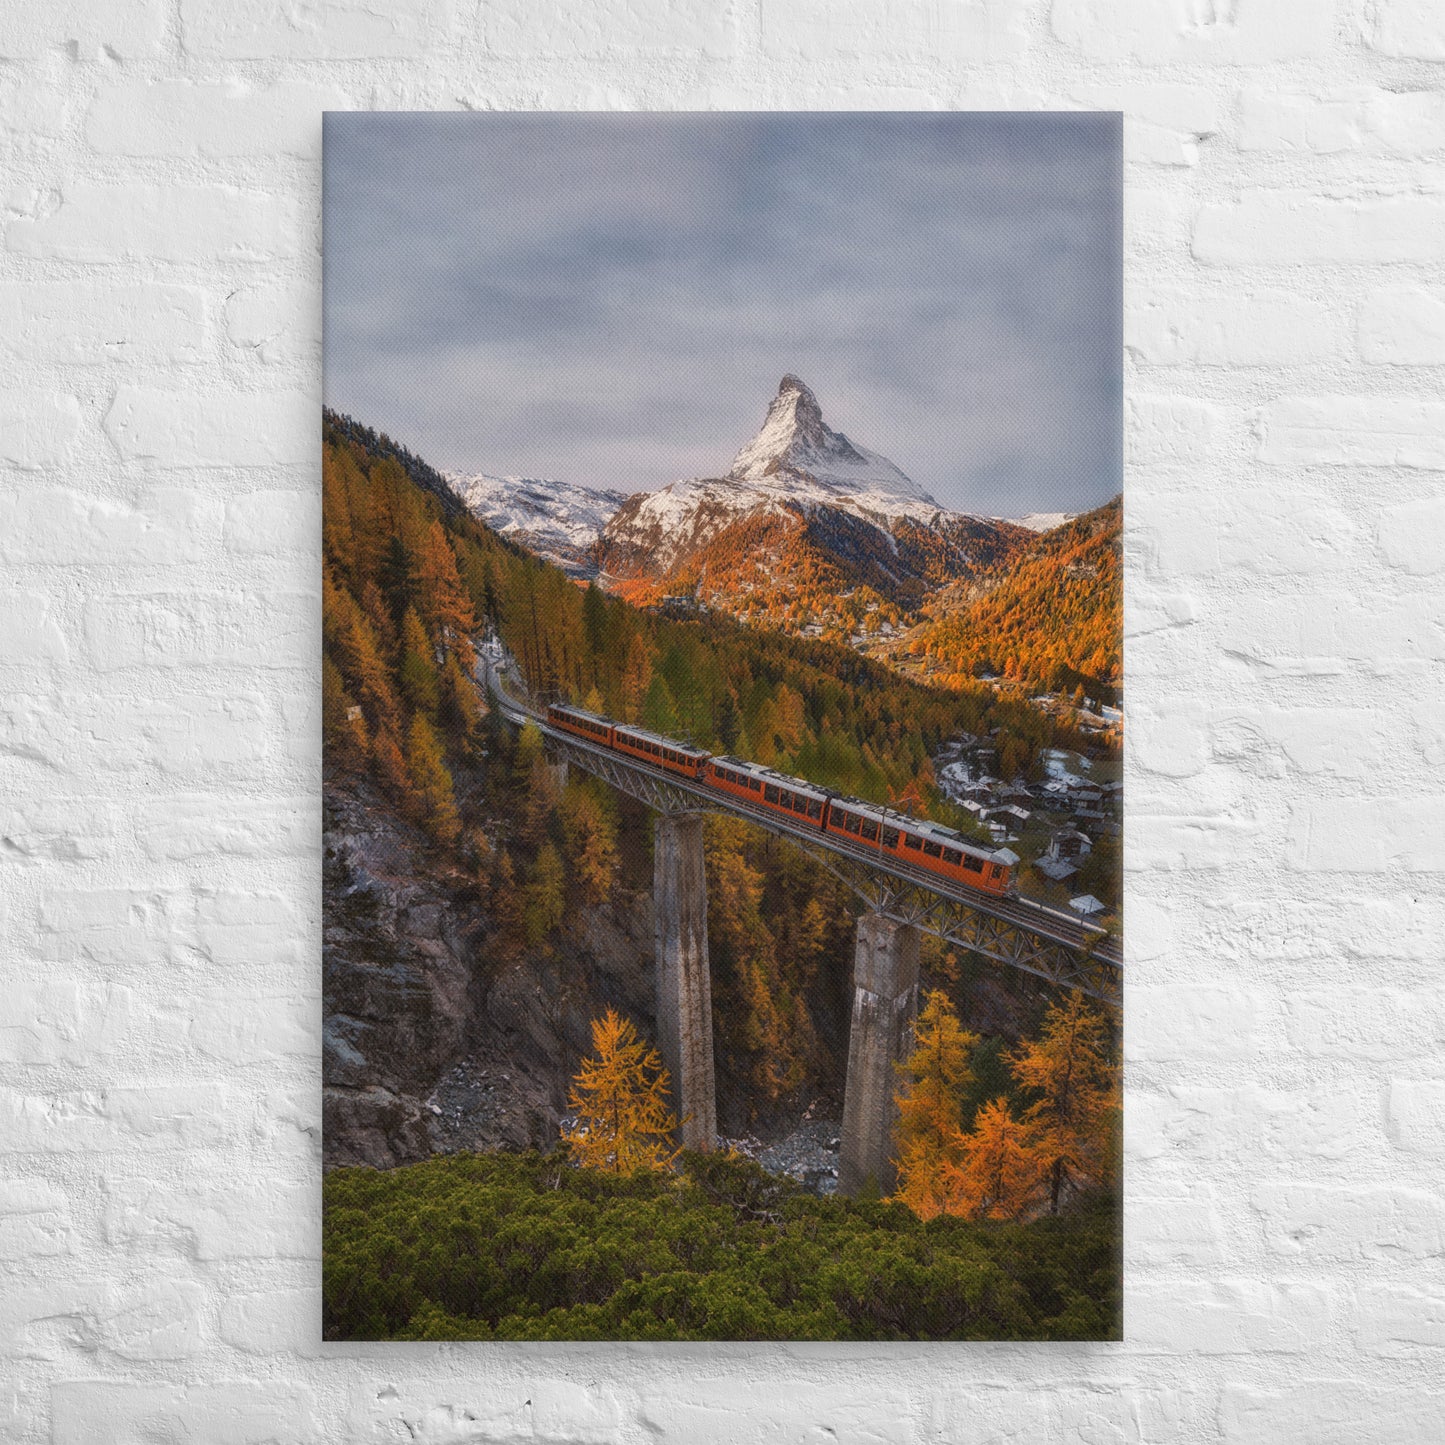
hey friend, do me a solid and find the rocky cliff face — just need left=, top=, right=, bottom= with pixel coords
left=322, top=778, right=655, bottom=1170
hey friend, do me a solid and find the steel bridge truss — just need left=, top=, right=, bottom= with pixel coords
left=541, top=727, right=1121, bottom=1009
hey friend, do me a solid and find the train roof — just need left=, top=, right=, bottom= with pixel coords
left=711, top=756, right=831, bottom=801
left=829, top=794, right=1004, bottom=861
left=612, top=722, right=710, bottom=759
left=548, top=702, right=613, bottom=726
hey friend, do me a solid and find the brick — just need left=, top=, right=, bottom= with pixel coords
left=1130, top=985, right=1264, bottom=1063
left=0, top=77, right=69, bottom=138
left=118, top=695, right=272, bottom=774
left=1355, top=1283, right=1445, bottom=1353
left=225, top=490, right=322, bottom=555
left=0, top=392, right=81, bottom=469
left=1240, top=86, right=1445, bottom=155
left=189, top=992, right=317, bottom=1062
left=1132, top=491, right=1358, bottom=575
left=1129, top=697, right=1208, bottom=777
left=1134, top=1085, right=1371, bottom=1167
left=87, top=79, right=349, bottom=158
left=218, top=1287, right=317, bottom=1354
left=1289, top=796, right=1445, bottom=871
left=1389, top=1079, right=1445, bottom=1153
left=1221, top=593, right=1445, bottom=674
left=492, top=0, right=733, bottom=56
left=1126, top=289, right=1337, bottom=366
left=104, top=386, right=316, bottom=467
left=0, top=979, right=136, bottom=1065
left=0, top=591, right=69, bottom=664
left=194, top=888, right=305, bottom=965
left=0, top=488, right=217, bottom=565
left=0, top=283, right=207, bottom=365
left=1211, top=706, right=1396, bottom=779
left=1253, top=1183, right=1445, bottom=1261
left=640, top=1381, right=906, bottom=1445
left=1, top=0, right=164, bottom=59
left=0, top=1178, right=74, bottom=1259
left=923, top=1385, right=1191, bottom=1444
left=0, top=797, right=116, bottom=862
left=103, top=1175, right=318, bottom=1259
left=1126, top=395, right=1219, bottom=466
left=1361, top=286, right=1445, bottom=365
left=84, top=590, right=319, bottom=670
left=1133, top=1280, right=1332, bottom=1355
left=182, top=0, right=454, bottom=58
left=1260, top=395, right=1445, bottom=469
left=1285, top=990, right=1445, bottom=1062
left=37, top=888, right=191, bottom=967
left=1365, top=0, right=1445, bottom=60
left=1195, top=193, right=1445, bottom=265
left=1221, top=1383, right=1445, bottom=1445
left=51, top=1383, right=320, bottom=1445
left=1202, top=896, right=1445, bottom=963
left=7, top=184, right=299, bottom=264
left=1129, top=1192, right=1226, bottom=1268
left=138, top=795, right=317, bottom=860
left=1, top=1086, right=232, bottom=1153
left=761, top=0, right=1022, bottom=63
left=3, top=1278, right=206, bottom=1361
left=225, top=280, right=320, bottom=365
left=1053, top=0, right=1332, bottom=63
left=1128, top=814, right=1261, bottom=870
left=352, top=1381, right=623, bottom=1443
left=1238, top=86, right=1366, bottom=154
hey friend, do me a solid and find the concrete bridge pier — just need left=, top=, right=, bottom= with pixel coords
left=839, top=913, right=921, bottom=1197
left=653, top=811, right=717, bottom=1151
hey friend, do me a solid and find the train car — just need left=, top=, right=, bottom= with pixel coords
left=706, top=756, right=830, bottom=829
left=611, top=722, right=710, bottom=780
left=825, top=794, right=1015, bottom=897
left=546, top=702, right=615, bottom=749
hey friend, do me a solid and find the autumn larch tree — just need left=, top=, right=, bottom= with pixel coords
left=949, top=1097, right=1045, bottom=1222
left=892, top=989, right=978, bottom=1221
left=562, top=1009, right=680, bottom=1174
left=1010, top=989, right=1120, bottom=1214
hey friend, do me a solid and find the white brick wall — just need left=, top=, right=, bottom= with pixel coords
left=1, top=1, right=1441, bottom=1439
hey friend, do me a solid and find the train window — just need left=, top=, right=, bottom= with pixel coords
left=923, top=840, right=942, bottom=858
left=844, top=813, right=860, bottom=834
left=882, top=827, right=899, bottom=847
left=903, top=833, right=922, bottom=851
left=963, top=854, right=983, bottom=872
left=808, top=800, right=823, bottom=820
left=764, top=785, right=779, bottom=803
left=860, top=820, right=879, bottom=841
left=943, top=848, right=961, bottom=866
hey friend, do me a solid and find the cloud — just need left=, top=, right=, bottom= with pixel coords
left=323, top=112, right=1120, bottom=515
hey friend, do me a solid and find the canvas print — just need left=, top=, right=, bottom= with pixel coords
left=321, top=112, right=1123, bottom=1341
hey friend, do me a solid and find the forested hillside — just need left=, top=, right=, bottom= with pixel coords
left=900, top=498, right=1122, bottom=699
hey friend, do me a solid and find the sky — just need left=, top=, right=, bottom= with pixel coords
left=324, top=112, right=1121, bottom=518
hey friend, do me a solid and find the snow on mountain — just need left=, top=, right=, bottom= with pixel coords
left=600, top=375, right=991, bottom=574
left=1012, top=512, right=1074, bottom=534
left=596, top=376, right=1034, bottom=622
left=724, top=374, right=945, bottom=524
left=446, top=472, right=628, bottom=570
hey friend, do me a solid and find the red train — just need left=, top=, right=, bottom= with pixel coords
left=545, top=702, right=1015, bottom=898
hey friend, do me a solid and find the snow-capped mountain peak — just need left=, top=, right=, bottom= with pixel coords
left=725, top=375, right=941, bottom=521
